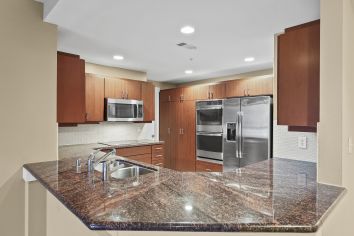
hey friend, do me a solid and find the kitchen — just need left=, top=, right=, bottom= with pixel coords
left=1, top=0, right=353, bottom=236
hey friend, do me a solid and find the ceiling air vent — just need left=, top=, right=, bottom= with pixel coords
left=177, top=42, right=197, bottom=50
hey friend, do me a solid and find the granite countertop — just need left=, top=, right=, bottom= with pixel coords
left=24, top=144, right=345, bottom=233
left=98, top=139, right=164, bottom=148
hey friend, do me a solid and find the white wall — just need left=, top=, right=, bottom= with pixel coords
left=273, top=121, right=317, bottom=162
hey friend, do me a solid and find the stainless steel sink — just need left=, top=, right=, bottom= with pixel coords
left=94, top=160, right=156, bottom=180
left=110, top=166, right=155, bottom=179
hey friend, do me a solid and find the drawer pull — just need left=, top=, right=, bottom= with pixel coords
left=205, top=168, right=212, bottom=172
left=154, top=147, right=163, bottom=150
left=155, top=154, right=163, bottom=157
left=156, top=163, right=163, bottom=166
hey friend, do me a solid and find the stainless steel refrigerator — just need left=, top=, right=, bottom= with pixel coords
left=223, top=96, right=272, bottom=170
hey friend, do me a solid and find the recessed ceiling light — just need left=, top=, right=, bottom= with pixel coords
left=185, top=70, right=193, bottom=74
left=180, top=26, right=195, bottom=35
left=244, top=57, right=255, bottom=62
left=113, top=55, right=124, bottom=60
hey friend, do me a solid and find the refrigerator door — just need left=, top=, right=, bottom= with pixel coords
left=223, top=98, right=241, bottom=171
left=239, top=96, right=272, bottom=167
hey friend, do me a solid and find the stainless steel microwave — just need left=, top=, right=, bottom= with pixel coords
left=104, top=98, right=144, bottom=122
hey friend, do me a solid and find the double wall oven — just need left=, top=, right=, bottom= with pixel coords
left=196, top=100, right=223, bottom=163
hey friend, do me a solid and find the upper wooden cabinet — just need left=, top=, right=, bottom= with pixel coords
left=225, top=77, right=273, bottom=98
left=85, top=74, right=104, bottom=122
left=277, top=20, right=320, bottom=128
left=160, top=88, right=183, bottom=102
left=104, top=78, right=142, bottom=100
left=57, top=52, right=86, bottom=124
left=182, top=83, right=226, bottom=101
left=141, top=82, right=155, bottom=122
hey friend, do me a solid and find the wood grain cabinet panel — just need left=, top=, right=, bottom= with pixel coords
left=85, top=74, right=104, bottom=122
left=104, top=78, right=126, bottom=99
left=126, top=154, right=152, bottom=164
left=182, top=85, right=209, bottom=101
left=141, top=82, right=155, bottom=121
left=225, top=79, right=248, bottom=97
left=277, top=20, right=320, bottom=128
left=247, top=77, right=273, bottom=96
left=159, top=101, right=171, bottom=168
left=209, top=83, right=226, bottom=99
left=196, top=160, right=223, bottom=172
left=125, top=79, right=142, bottom=100
left=116, top=146, right=151, bottom=157
left=57, top=52, right=86, bottom=123
left=160, top=88, right=182, bottom=102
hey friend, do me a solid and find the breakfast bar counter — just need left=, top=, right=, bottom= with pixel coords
left=23, top=144, right=344, bottom=233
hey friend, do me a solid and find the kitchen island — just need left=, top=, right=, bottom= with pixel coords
left=23, top=144, right=344, bottom=235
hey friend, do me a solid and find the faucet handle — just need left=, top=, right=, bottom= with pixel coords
left=88, top=158, right=94, bottom=172
left=102, top=161, right=110, bottom=182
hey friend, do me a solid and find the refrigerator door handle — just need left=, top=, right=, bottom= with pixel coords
left=235, top=114, right=239, bottom=158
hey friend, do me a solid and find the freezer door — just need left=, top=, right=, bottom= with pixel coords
left=239, top=96, right=272, bottom=167
left=222, top=98, right=241, bottom=170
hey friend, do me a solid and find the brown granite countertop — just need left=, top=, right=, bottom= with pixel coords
left=24, top=145, right=345, bottom=233
left=98, top=139, right=164, bottom=148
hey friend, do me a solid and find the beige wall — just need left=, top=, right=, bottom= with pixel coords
left=320, top=0, right=354, bottom=235
left=0, top=0, right=57, bottom=236
left=178, top=69, right=273, bottom=87
left=317, top=0, right=344, bottom=185
left=85, top=62, right=147, bottom=81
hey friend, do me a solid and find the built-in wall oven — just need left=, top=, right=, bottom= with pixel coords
left=196, top=100, right=223, bottom=162
left=105, top=98, right=144, bottom=122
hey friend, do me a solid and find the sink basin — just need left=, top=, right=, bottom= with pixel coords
left=110, top=166, right=155, bottom=179
left=94, top=160, right=156, bottom=180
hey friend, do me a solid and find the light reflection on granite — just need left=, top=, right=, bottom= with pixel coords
left=24, top=146, right=344, bottom=232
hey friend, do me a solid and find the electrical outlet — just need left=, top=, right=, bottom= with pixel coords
left=298, top=136, right=307, bottom=149
left=348, top=137, right=353, bottom=154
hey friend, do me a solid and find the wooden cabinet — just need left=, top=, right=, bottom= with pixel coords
left=225, top=77, right=272, bottom=98
left=196, top=160, right=223, bottom=172
left=125, top=79, right=142, bottom=100
left=85, top=74, right=104, bottom=122
left=182, top=83, right=226, bottom=101
left=209, top=83, right=226, bottom=99
left=277, top=20, right=320, bottom=128
left=116, top=146, right=152, bottom=164
left=104, top=78, right=142, bottom=100
left=160, top=88, right=183, bottom=102
left=141, top=82, right=155, bottom=122
left=159, top=101, right=172, bottom=168
left=57, top=52, right=86, bottom=124
left=182, top=85, right=209, bottom=101
left=151, top=144, right=164, bottom=167
left=176, top=100, right=196, bottom=171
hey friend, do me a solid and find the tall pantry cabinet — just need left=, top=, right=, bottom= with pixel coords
left=159, top=89, right=196, bottom=171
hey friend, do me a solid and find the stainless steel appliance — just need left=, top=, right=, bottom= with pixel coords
left=223, top=96, right=272, bottom=170
left=196, top=100, right=224, bottom=162
left=104, top=98, right=143, bottom=122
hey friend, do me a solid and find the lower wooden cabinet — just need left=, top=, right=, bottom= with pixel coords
left=196, top=160, right=223, bottom=172
left=115, top=144, right=165, bottom=167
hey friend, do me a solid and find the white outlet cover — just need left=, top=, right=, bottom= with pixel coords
left=298, top=136, right=307, bottom=149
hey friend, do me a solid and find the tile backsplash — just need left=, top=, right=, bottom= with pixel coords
left=58, top=122, right=155, bottom=146
left=273, top=120, right=317, bottom=163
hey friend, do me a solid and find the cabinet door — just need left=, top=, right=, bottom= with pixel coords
left=125, top=79, right=142, bottom=100
left=277, top=21, right=320, bottom=127
left=104, top=78, right=125, bottom=99
left=247, top=77, right=273, bottom=96
left=209, top=83, right=226, bottom=99
left=85, top=74, right=104, bottom=122
left=182, top=85, right=209, bottom=101
left=57, top=52, right=86, bottom=123
left=160, top=88, right=182, bottom=102
left=176, top=101, right=196, bottom=172
left=196, top=160, right=223, bottom=172
left=225, top=79, right=248, bottom=98
left=169, top=101, right=181, bottom=170
left=159, top=101, right=171, bottom=168
left=141, top=82, right=155, bottom=121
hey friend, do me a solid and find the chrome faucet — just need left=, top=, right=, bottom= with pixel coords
left=87, top=148, right=116, bottom=172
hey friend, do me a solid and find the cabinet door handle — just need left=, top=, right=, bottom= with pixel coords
left=205, top=168, right=212, bottom=172
left=156, top=163, right=163, bottom=166
left=167, top=128, right=170, bottom=134
left=168, top=95, right=171, bottom=102
left=211, top=92, right=214, bottom=99
left=182, top=128, right=184, bottom=134
left=155, top=147, right=163, bottom=150
left=155, top=154, right=163, bottom=157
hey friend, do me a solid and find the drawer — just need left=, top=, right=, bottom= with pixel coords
left=196, top=160, right=223, bottom=172
left=116, top=145, right=151, bottom=157
left=152, top=144, right=164, bottom=155
left=152, top=157, right=164, bottom=167
left=126, top=153, right=152, bottom=164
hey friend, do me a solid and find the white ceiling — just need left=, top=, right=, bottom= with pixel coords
left=44, top=0, right=320, bottom=83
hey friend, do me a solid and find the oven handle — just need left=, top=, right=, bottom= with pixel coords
left=196, top=106, right=223, bottom=111
left=196, top=132, right=223, bottom=137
